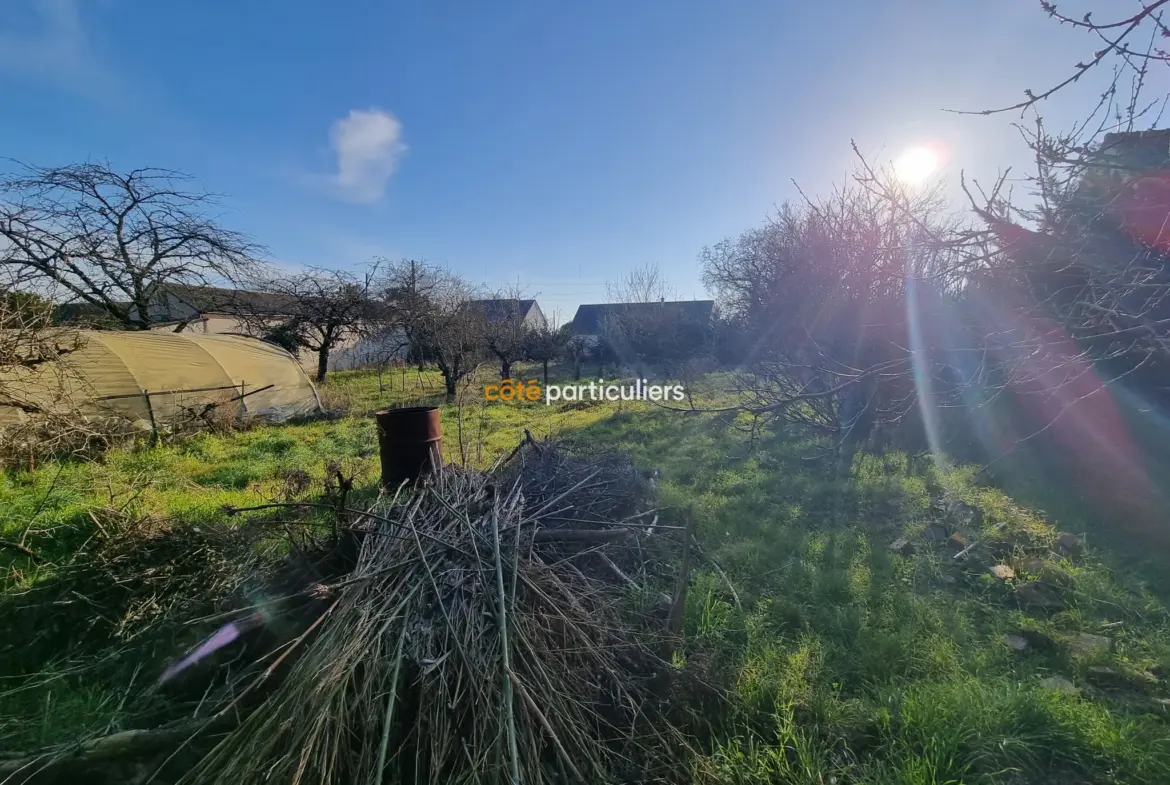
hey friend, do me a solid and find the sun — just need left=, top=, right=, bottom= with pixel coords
left=893, top=146, right=940, bottom=185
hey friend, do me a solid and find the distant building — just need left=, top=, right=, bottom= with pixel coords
left=570, top=300, right=714, bottom=345
left=1097, top=128, right=1170, bottom=173
left=128, top=285, right=296, bottom=335
left=469, top=298, right=547, bottom=331
left=125, top=284, right=406, bottom=374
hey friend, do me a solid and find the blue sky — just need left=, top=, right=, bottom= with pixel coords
left=0, top=0, right=1142, bottom=322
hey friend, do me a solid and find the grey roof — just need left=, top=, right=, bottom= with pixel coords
left=470, top=298, right=540, bottom=324
left=159, top=285, right=298, bottom=316
left=570, top=300, right=714, bottom=335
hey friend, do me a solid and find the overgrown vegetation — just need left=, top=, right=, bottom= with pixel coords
left=1, top=367, right=1169, bottom=783
left=5, top=5, right=1170, bottom=778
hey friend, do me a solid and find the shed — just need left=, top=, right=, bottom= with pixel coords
left=0, top=331, right=321, bottom=428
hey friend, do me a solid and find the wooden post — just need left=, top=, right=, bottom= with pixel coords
left=143, top=390, right=159, bottom=446
left=655, top=509, right=697, bottom=698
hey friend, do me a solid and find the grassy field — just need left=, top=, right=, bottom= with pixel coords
left=3, top=366, right=1170, bottom=783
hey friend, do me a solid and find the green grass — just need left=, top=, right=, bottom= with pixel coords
left=2, top=367, right=1170, bottom=782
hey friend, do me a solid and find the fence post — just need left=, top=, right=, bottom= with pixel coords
left=143, top=389, right=159, bottom=446
left=238, top=380, right=247, bottom=425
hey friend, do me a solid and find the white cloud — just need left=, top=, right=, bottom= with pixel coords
left=329, top=108, right=406, bottom=203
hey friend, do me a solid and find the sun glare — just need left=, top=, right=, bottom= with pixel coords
left=893, top=146, right=940, bottom=185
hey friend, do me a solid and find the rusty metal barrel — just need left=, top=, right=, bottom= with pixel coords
left=375, top=406, right=443, bottom=487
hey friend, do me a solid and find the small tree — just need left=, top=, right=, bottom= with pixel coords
left=379, top=259, right=441, bottom=371
left=481, top=286, right=533, bottom=379
left=565, top=333, right=590, bottom=381
left=601, top=264, right=712, bottom=374
left=0, top=162, right=262, bottom=329
left=244, top=265, right=378, bottom=383
left=412, top=272, right=486, bottom=396
left=524, top=321, right=570, bottom=387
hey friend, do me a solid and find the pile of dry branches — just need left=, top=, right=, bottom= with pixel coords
left=178, top=443, right=689, bottom=785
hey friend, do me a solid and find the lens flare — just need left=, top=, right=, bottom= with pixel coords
left=894, top=146, right=940, bottom=185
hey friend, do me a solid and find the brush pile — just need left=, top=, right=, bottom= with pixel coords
left=182, top=441, right=689, bottom=785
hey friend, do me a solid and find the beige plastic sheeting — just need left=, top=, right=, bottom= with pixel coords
left=0, top=331, right=321, bottom=428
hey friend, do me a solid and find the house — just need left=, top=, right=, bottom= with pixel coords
left=469, top=298, right=547, bottom=331
left=129, top=285, right=296, bottom=335
left=570, top=300, right=715, bottom=345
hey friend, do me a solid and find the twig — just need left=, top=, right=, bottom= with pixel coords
left=597, top=550, right=639, bottom=590
left=0, top=539, right=42, bottom=564
left=954, top=540, right=980, bottom=560
left=373, top=623, right=409, bottom=785
left=491, top=502, right=521, bottom=785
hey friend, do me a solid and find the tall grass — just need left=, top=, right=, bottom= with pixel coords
left=1, top=368, right=1169, bottom=782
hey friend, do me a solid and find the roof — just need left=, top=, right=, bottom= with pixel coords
left=159, top=285, right=298, bottom=317
left=1099, top=130, right=1170, bottom=173
left=469, top=298, right=539, bottom=324
left=571, top=300, right=714, bottom=335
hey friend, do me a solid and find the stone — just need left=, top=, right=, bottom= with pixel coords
left=946, top=499, right=982, bottom=527
left=988, top=535, right=1030, bottom=559
left=1056, top=532, right=1083, bottom=556
left=1004, top=633, right=1029, bottom=651
left=1042, top=567, right=1075, bottom=587
left=1040, top=675, right=1080, bottom=694
left=923, top=525, right=950, bottom=542
left=1017, top=556, right=1046, bottom=574
left=1020, top=629, right=1058, bottom=650
left=989, top=564, right=1017, bottom=580
left=1016, top=581, right=1066, bottom=610
left=889, top=538, right=915, bottom=556
left=1015, top=557, right=1074, bottom=586
left=1068, top=632, right=1111, bottom=658
left=1086, top=665, right=1156, bottom=690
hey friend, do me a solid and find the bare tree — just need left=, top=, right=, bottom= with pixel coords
left=603, top=263, right=670, bottom=374
left=959, top=113, right=1170, bottom=423
left=565, top=333, right=590, bottom=381
left=422, top=276, right=487, bottom=396
left=481, top=285, right=533, bottom=379
left=382, top=263, right=487, bottom=396
left=964, top=1, right=1170, bottom=115
left=602, top=263, right=712, bottom=373
left=702, top=162, right=970, bottom=465
left=524, top=320, right=571, bottom=387
left=0, top=162, right=263, bottom=329
left=244, top=265, right=379, bottom=383
left=379, top=259, right=442, bottom=370
left=606, top=262, right=675, bottom=304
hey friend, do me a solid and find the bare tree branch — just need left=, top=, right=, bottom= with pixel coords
left=0, top=161, right=265, bottom=329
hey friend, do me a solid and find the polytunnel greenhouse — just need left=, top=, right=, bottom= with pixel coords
left=0, top=331, right=321, bottom=430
